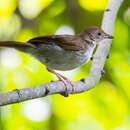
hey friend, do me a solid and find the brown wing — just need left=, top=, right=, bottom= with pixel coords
left=28, top=35, right=85, bottom=51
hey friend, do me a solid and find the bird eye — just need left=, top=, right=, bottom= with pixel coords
left=97, top=32, right=102, bottom=36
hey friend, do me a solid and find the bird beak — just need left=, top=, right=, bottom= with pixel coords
left=104, top=33, right=114, bottom=39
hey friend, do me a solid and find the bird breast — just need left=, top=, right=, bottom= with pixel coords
left=30, top=44, right=96, bottom=71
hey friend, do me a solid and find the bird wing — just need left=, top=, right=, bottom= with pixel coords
left=28, top=35, right=85, bottom=51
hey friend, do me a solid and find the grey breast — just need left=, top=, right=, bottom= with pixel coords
left=29, top=44, right=89, bottom=71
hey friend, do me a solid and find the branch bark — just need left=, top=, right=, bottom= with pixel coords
left=0, top=0, right=124, bottom=106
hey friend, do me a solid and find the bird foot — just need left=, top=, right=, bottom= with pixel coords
left=57, top=74, right=75, bottom=95
left=47, top=68, right=75, bottom=96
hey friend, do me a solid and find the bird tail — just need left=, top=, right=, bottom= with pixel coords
left=0, top=40, right=34, bottom=49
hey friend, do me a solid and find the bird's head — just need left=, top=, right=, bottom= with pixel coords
left=80, top=26, right=114, bottom=43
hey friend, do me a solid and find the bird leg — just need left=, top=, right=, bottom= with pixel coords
left=47, top=67, right=75, bottom=96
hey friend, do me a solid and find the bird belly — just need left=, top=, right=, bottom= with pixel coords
left=43, top=51, right=89, bottom=71
left=47, top=52, right=89, bottom=71
left=31, top=44, right=91, bottom=71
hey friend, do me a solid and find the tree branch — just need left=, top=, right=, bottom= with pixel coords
left=0, top=0, right=124, bottom=106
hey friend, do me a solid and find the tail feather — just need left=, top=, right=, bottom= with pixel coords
left=0, top=40, right=35, bottom=48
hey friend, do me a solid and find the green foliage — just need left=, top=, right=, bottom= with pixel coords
left=0, top=0, right=130, bottom=130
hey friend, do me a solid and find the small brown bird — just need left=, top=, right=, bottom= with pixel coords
left=0, top=26, right=113, bottom=95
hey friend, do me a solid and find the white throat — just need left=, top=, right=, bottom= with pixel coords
left=85, top=42, right=97, bottom=61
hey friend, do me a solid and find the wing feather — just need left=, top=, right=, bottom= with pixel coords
left=28, top=35, right=85, bottom=51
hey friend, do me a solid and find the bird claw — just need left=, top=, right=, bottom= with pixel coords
left=58, top=75, right=75, bottom=96
left=47, top=68, right=75, bottom=96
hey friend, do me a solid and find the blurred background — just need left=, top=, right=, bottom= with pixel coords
left=0, top=0, right=130, bottom=130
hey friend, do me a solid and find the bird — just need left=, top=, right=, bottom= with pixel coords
left=0, top=26, right=114, bottom=96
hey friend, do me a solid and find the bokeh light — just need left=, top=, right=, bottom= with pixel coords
left=22, top=98, right=51, bottom=122
left=78, top=0, right=108, bottom=11
left=0, top=0, right=16, bottom=16
left=0, top=14, right=21, bottom=40
left=0, top=48, right=22, bottom=68
left=55, top=26, right=75, bottom=35
left=12, top=70, right=30, bottom=88
left=18, top=0, right=53, bottom=19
